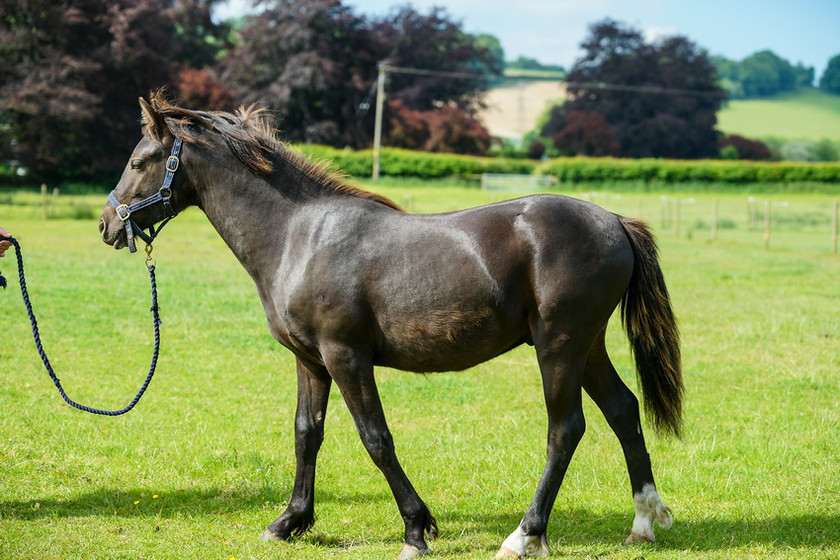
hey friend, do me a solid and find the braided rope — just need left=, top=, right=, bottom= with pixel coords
left=4, top=237, right=162, bottom=416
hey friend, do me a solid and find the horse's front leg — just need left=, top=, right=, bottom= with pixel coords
left=325, top=346, right=438, bottom=560
left=263, top=357, right=332, bottom=541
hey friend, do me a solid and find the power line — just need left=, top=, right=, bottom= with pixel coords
left=382, top=64, right=724, bottom=98
left=369, top=62, right=725, bottom=180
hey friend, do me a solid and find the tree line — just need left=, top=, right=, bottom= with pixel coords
left=1, top=1, right=838, bottom=183
left=1, top=0, right=502, bottom=182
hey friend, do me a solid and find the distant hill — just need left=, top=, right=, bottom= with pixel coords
left=717, top=89, right=840, bottom=141
left=479, top=80, right=565, bottom=141
left=480, top=84, right=840, bottom=143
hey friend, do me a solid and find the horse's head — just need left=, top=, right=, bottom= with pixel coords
left=99, top=95, right=197, bottom=252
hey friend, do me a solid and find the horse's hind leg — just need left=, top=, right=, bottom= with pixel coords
left=497, top=341, right=588, bottom=558
left=582, top=331, right=673, bottom=544
left=263, top=358, right=332, bottom=541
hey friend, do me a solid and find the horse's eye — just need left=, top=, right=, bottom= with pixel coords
left=130, top=159, right=144, bottom=170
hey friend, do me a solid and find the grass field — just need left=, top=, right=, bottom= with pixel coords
left=1, top=183, right=839, bottom=559
left=715, top=89, right=840, bottom=141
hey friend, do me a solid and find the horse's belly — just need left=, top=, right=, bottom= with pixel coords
left=374, top=306, right=528, bottom=373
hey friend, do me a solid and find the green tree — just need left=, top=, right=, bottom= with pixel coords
left=819, top=54, right=840, bottom=95
left=474, top=34, right=505, bottom=76
left=739, top=50, right=797, bottom=97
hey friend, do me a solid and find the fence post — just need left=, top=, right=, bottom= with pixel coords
left=41, top=183, right=48, bottom=219
left=711, top=199, right=719, bottom=241
left=763, top=199, right=771, bottom=250
left=673, top=198, right=681, bottom=237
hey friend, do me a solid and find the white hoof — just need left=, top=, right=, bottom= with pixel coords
left=261, top=529, right=281, bottom=542
left=398, top=544, right=426, bottom=560
left=625, top=483, right=673, bottom=544
left=496, top=527, right=550, bottom=558
left=495, top=545, right=522, bottom=559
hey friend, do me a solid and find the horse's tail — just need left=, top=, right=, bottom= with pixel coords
left=618, top=216, right=684, bottom=438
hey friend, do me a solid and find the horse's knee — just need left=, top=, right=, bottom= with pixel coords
left=294, top=419, right=325, bottom=460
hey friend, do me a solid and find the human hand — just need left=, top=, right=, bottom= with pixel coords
left=0, top=226, right=12, bottom=258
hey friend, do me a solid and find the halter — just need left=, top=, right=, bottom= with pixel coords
left=108, top=137, right=183, bottom=253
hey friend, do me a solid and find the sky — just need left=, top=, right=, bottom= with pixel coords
left=214, top=0, right=840, bottom=80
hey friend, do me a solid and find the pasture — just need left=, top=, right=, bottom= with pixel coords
left=716, top=89, right=840, bottom=141
left=1, top=183, right=838, bottom=559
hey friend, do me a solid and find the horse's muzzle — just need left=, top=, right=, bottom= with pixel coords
left=99, top=210, right=127, bottom=250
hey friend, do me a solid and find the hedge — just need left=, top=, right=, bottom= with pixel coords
left=538, top=157, right=840, bottom=184
left=300, top=145, right=535, bottom=178
left=297, top=146, right=840, bottom=185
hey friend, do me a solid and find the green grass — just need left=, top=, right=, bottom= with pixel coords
left=717, top=89, right=840, bottom=141
left=1, top=185, right=839, bottom=559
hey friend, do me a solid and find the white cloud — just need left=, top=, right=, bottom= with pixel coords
left=642, top=25, right=680, bottom=43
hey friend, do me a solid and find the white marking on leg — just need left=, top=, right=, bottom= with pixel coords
left=625, top=483, right=673, bottom=544
left=496, top=526, right=550, bottom=558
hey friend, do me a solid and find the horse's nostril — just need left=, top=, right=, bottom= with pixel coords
left=98, top=217, right=107, bottom=236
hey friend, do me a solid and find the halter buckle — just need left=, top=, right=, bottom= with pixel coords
left=115, top=204, right=131, bottom=221
left=166, top=155, right=180, bottom=173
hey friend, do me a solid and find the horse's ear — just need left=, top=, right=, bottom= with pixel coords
left=139, top=96, right=167, bottom=142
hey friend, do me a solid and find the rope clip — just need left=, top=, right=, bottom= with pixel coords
left=144, top=243, right=156, bottom=268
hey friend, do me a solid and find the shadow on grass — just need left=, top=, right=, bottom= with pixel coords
left=444, top=508, right=840, bottom=552
left=1, top=485, right=387, bottom=521
left=4, top=489, right=839, bottom=552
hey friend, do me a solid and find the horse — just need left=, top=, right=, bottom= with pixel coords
left=99, top=92, right=683, bottom=559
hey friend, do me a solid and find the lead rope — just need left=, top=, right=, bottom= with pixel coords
left=2, top=237, right=162, bottom=416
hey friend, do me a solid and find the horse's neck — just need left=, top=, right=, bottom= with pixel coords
left=196, top=171, right=292, bottom=276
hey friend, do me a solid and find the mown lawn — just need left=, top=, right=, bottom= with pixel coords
left=1, top=185, right=838, bottom=559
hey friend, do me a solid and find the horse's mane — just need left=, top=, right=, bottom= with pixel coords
left=145, top=92, right=402, bottom=211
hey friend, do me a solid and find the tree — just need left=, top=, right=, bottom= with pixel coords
left=551, top=110, right=620, bottom=156
left=712, top=51, right=814, bottom=98
left=217, top=0, right=382, bottom=147
left=819, top=54, right=840, bottom=95
left=739, top=50, right=797, bottom=97
left=0, top=0, right=231, bottom=182
left=387, top=100, right=492, bottom=155
left=547, top=19, right=724, bottom=159
left=218, top=1, right=500, bottom=151
left=719, top=134, right=772, bottom=160
left=371, top=6, right=502, bottom=113
left=175, top=67, right=235, bottom=111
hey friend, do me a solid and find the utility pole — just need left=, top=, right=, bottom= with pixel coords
left=372, top=61, right=387, bottom=181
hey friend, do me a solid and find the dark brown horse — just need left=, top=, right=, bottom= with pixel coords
left=99, top=93, right=683, bottom=559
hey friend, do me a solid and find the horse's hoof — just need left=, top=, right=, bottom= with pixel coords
left=655, top=505, right=674, bottom=529
left=624, top=531, right=654, bottom=545
left=495, top=545, right=522, bottom=559
left=497, top=528, right=550, bottom=558
left=397, top=544, right=426, bottom=560
left=261, top=528, right=281, bottom=542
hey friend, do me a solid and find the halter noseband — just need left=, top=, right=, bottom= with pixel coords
left=108, top=137, right=183, bottom=253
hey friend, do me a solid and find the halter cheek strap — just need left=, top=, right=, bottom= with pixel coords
left=108, top=138, right=182, bottom=253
